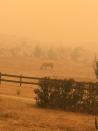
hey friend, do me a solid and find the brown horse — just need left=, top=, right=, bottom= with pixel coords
left=40, top=62, right=54, bottom=70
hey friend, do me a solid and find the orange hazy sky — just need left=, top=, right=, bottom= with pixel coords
left=0, top=0, right=98, bottom=48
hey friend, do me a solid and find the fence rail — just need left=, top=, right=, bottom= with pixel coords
left=0, top=72, right=44, bottom=86
left=0, top=72, right=98, bottom=87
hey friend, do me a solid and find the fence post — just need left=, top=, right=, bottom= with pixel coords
left=0, top=72, right=1, bottom=84
left=20, top=75, right=22, bottom=87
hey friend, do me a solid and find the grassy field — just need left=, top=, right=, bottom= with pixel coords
left=0, top=56, right=95, bottom=81
left=0, top=92, right=97, bottom=131
left=0, top=56, right=97, bottom=131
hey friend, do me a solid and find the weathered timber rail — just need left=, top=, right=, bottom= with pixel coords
left=0, top=72, right=44, bottom=86
left=0, top=72, right=98, bottom=89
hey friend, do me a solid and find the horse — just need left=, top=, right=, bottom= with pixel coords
left=40, top=62, right=54, bottom=70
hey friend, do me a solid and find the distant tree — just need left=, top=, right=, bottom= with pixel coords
left=33, top=45, right=43, bottom=58
left=47, top=48, right=57, bottom=60
left=10, top=47, right=21, bottom=56
left=70, top=47, right=87, bottom=62
left=58, top=47, right=70, bottom=59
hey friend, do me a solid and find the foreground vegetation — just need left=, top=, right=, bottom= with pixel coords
left=0, top=94, right=96, bottom=131
left=35, top=78, right=98, bottom=115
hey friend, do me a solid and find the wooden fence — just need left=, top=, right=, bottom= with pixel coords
left=0, top=72, right=44, bottom=86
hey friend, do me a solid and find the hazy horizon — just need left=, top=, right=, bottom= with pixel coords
left=0, top=0, right=98, bottom=50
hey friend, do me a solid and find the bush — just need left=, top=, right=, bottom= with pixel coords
left=34, top=78, right=98, bottom=114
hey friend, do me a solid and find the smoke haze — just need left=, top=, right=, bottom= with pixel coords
left=0, top=0, right=97, bottom=50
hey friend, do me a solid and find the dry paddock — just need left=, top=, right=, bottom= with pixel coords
left=0, top=84, right=97, bottom=131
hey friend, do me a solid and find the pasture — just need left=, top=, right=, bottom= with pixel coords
left=0, top=56, right=97, bottom=130
left=0, top=92, right=97, bottom=131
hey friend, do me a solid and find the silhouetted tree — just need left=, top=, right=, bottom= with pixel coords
left=94, top=56, right=98, bottom=79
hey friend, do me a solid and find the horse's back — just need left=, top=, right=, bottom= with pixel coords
left=41, top=62, right=54, bottom=70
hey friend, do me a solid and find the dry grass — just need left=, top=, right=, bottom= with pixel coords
left=0, top=94, right=97, bottom=131
left=0, top=56, right=96, bottom=81
left=0, top=56, right=97, bottom=131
